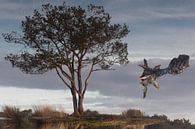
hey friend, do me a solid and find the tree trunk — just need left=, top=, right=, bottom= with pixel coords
left=78, top=94, right=84, bottom=115
left=71, top=89, right=79, bottom=116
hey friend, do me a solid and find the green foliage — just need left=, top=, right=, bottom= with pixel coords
left=122, top=109, right=144, bottom=118
left=3, top=2, right=129, bottom=74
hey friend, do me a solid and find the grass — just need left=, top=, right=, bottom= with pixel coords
left=33, top=105, right=67, bottom=118
left=0, top=106, right=161, bottom=129
left=1, top=105, right=23, bottom=128
left=2, top=105, right=20, bottom=119
left=0, top=105, right=67, bottom=128
left=0, top=106, right=193, bottom=129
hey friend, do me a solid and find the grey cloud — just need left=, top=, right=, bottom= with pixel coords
left=1, top=57, right=194, bottom=99
left=1, top=56, right=195, bottom=122
left=1, top=0, right=195, bottom=58
left=0, top=58, right=65, bottom=90
left=0, top=1, right=37, bottom=21
left=0, top=0, right=65, bottom=21
left=102, top=0, right=195, bottom=25
left=90, top=58, right=191, bottom=98
left=2, top=0, right=195, bottom=23
left=191, top=53, right=195, bottom=57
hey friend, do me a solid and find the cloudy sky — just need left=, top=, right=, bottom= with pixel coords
left=0, top=0, right=195, bottom=123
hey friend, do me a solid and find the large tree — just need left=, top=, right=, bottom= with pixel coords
left=3, top=3, right=129, bottom=115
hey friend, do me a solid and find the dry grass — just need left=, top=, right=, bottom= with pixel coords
left=33, top=105, right=66, bottom=118
left=2, top=105, right=20, bottom=118
left=2, top=105, right=23, bottom=127
left=39, top=123, right=67, bottom=129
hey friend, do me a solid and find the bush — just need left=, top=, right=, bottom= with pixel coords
left=33, top=105, right=67, bottom=118
left=122, top=108, right=144, bottom=118
left=83, top=109, right=99, bottom=116
left=151, top=114, right=168, bottom=121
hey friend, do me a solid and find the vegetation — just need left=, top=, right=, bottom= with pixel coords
left=2, top=106, right=32, bottom=129
left=83, top=109, right=99, bottom=116
left=146, top=114, right=195, bottom=129
left=3, top=2, right=129, bottom=116
left=146, top=119, right=195, bottom=129
left=2, top=105, right=20, bottom=119
left=122, top=108, right=144, bottom=118
left=33, top=105, right=66, bottom=118
left=0, top=106, right=195, bottom=129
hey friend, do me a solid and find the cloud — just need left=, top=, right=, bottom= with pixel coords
left=0, top=58, right=65, bottom=89
left=191, top=53, right=195, bottom=57
left=1, top=0, right=195, bottom=23
left=1, top=0, right=195, bottom=59
left=87, top=58, right=193, bottom=103
left=0, top=56, right=194, bottom=100
left=0, top=0, right=65, bottom=21
left=0, top=2, right=35, bottom=21
left=102, top=0, right=195, bottom=25
left=0, top=56, right=195, bottom=122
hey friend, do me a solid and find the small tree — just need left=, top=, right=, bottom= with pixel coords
left=3, top=3, right=129, bottom=115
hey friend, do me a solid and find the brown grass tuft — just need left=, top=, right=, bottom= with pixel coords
left=33, top=105, right=66, bottom=118
left=2, top=105, right=20, bottom=118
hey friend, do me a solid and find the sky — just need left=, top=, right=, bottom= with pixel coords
left=0, top=0, right=195, bottom=123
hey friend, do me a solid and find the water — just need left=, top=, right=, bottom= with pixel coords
left=0, top=121, right=147, bottom=129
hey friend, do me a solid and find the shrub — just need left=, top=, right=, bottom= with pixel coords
left=33, top=105, right=67, bottom=118
left=83, top=109, right=99, bottom=116
left=122, top=108, right=144, bottom=118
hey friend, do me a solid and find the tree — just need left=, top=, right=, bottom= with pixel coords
left=3, top=3, right=129, bottom=115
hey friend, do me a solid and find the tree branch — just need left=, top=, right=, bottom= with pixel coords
left=83, top=59, right=95, bottom=96
left=57, top=65, right=72, bottom=81
left=55, top=67, right=72, bottom=90
left=77, top=57, right=83, bottom=95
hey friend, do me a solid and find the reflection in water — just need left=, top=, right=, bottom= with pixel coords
left=38, top=123, right=92, bottom=129
left=0, top=122, right=88, bottom=129
left=1, top=120, right=34, bottom=129
left=1, top=122, right=118, bottom=129
left=0, top=121, right=146, bottom=129
left=38, top=123, right=67, bottom=129
left=123, top=124, right=145, bottom=129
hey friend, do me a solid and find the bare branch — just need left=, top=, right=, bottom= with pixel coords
left=83, top=59, right=95, bottom=95
left=55, top=67, right=72, bottom=90
left=56, top=67, right=79, bottom=93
